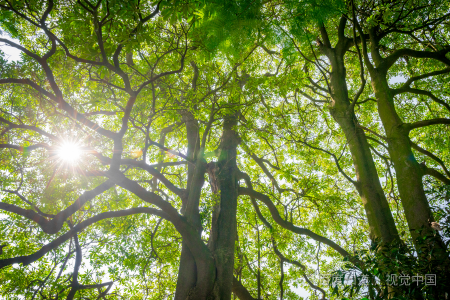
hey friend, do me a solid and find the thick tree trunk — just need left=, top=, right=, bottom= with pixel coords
left=175, top=243, right=198, bottom=300
left=330, top=59, right=398, bottom=243
left=321, top=26, right=402, bottom=298
left=208, top=113, right=240, bottom=299
left=370, top=70, right=443, bottom=244
left=175, top=111, right=240, bottom=300
left=175, top=112, right=213, bottom=300
left=366, top=30, right=447, bottom=260
left=318, top=24, right=400, bottom=243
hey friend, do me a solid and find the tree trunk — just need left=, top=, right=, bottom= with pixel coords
left=370, top=69, right=443, bottom=243
left=208, top=113, right=240, bottom=299
left=175, top=111, right=240, bottom=300
left=175, top=112, right=213, bottom=300
left=318, top=24, right=400, bottom=244
left=366, top=30, right=447, bottom=258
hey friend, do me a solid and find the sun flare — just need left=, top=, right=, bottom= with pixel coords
left=57, top=141, right=82, bottom=164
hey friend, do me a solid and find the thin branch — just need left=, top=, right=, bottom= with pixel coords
left=295, top=139, right=359, bottom=189
left=272, top=239, right=327, bottom=299
left=0, top=143, right=51, bottom=152
left=0, top=79, right=116, bottom=139
left=0, top=116, right=58, bottom=141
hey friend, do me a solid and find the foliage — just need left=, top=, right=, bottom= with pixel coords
left=0, top=0, right=449, bottom=299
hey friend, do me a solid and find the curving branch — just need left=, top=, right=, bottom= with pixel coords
left=0, top=207, right=169, bottom=269
left=0, top=79, right=116, bottom=139
left=83, top=110, right=119, bottom=117
left=246, top=151, right=301, bottom=196
left=272, top=239, right=327, bottom=300
left=295, top=138, right=359, bottom=190
left=411, top=142, right=450, bottom=178
left=245, top=181, right=327, bottom=299
left=382, top=47, right=450, bottom=72
left=66, top=229, right=82, bottom=300
left=107, top=173, right=213, bottom=268
left=349, top=0, right=366, bottom=112
left=391, top=87, right=450, bottom=113
left=64, top=224, right=114, bottom=300
left=421, top=164, right=450, bottom=185
left=394, top=68, right=450, bottom=92
left=0, top=180, right=114, bottom=234
left=0, top=116, right=58, bottom=141
left=406, top=118, right=450, bottom=131
left=0, top=38, right=41, bottom=60
left=88, top=152, right=187, bottom=199
left=238, top=186, right=351, bottom=258
left=136, top=45, right=189, bottom=94
left=120, top=159, right=187, bottom=198
left=297, top=90, right=328, bottom=104
left=2, top=189, right=54, bottom=218
left=0, top=143, right=51, bottom=152
left=232, top=277, right=257, bottom=300
left=146, top=139, right=193, bottom=163
left=358, top=125, right=387, bottom=141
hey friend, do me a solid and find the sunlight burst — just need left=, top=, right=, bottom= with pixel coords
left=57, top=141, right=82, bottom=164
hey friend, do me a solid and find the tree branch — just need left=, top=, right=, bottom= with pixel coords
left=0, top=207, right=169, bottom=269
left=383, top=48, right=450, bottom=71
left=421, top=164, right=450, bottom=185
left=0, top=116, right=58, bottom=141
left=0, top=180, right=114, bottom=234
left=0, top=79, right=116, bottom=139
left=295, top=138, right=359, bottom=189
left=406, top=118, right=450, bottom=131
left=272, top=239, right=327, bottom=299
left=0, top=143, right=51, bottom=152
left=2, top=189, right=54, bottom=218
left=232, top=277, right=257, bottom=300
left=395, top=68, right=450, bottom=92
left=391, top=87, right=450, bottom=113
left=349, top=0, right=366, bottom=112
left=411, top=142, right=450, bottom=178
left=238, top=186, right=351, bottom=258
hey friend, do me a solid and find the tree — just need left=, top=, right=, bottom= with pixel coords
left=0, top=0, right=449, bottom=299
